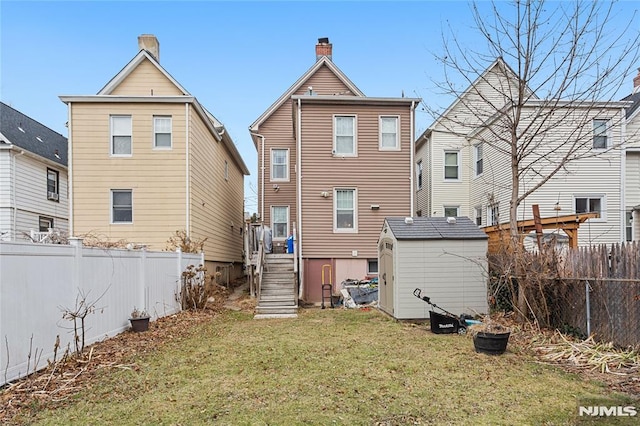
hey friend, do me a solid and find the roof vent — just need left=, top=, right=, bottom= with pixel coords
left=404, top=217, right=414, bottom=224
left=446, top=217, right=457, bottom=224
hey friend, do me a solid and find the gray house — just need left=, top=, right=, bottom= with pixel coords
left=378, top=216, right=488, bottom=320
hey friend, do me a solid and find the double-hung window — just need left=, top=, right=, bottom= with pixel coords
left=47, top=168, right=59, bottom=201
left=379, top=116, right=399, bottom=150
left=272, top=206, right=289, bottom=239
left=334, top=116, right=356, bottom=156
left=488, top=203, right=500, bottom=226
left=271, top=149, right=289, bottom=181
left=111, top=115, right=132, bottom=156
left=474, top=144, right=483, bottom=176
left=154, top=116, right=172, bottom=149
left=593, top=119, right=608, bottom=149
left=625, top=210, right=633, bottom=241
left=474, top=206, right=483, bottom=226
left=335, top=188, right=357, bottom=232
left=416, top=160, right=423, bottom=190
left=444, top=151, right=459, bottom=180
left=111, top=190, right=133, bottom=223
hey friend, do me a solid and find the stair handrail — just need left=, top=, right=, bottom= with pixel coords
left=256, top=225, right=266, bottom=302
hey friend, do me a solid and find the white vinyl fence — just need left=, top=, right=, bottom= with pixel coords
left=0, top=239, right=203, bottom=386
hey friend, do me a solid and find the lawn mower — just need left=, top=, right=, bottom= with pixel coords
left=413, top=288, right=478, bottom=335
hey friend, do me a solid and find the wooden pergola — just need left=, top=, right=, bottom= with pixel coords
left=483, top=211, right=599, bottom=254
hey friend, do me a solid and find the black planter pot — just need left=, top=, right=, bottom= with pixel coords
left=129, top=317, right=150, bottom=332
left=473, top=331, right=510, bottom=355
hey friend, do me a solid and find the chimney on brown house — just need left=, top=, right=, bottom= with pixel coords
left=138, top=34, right=160, bottom=62
left=315, top=37, right=332, bottom=61
left=634, top=67, right=640, bottom=94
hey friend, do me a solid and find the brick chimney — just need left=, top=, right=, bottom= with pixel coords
left=634, top=67, right=640, bottom=93
left=315, top=37, right=332, bottom=61
left=138, top=34, right=160, bottom=62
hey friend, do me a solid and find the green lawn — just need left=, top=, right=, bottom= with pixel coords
left=25, top=308, right=637, bottom=425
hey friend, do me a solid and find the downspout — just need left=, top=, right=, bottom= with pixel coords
left=296, top=98, right=304, bottom=299
left=185, top=102, right=190, bottom=236
left=12, top=148, right=25, bottom=240
left=410, top=101, right=416, bottom=216
left=67, top=102, right=73, bottom=236
left=253, top=132, right=265, bottom=222
left=620, top=106, right=627, bottom=241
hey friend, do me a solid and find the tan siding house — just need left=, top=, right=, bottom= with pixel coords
left=60, top=35, right=249, bottom=278
left=250, top=39, right=420, bottom=303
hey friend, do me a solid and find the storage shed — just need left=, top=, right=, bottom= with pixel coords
left=378, top=217, right=488, bottom=320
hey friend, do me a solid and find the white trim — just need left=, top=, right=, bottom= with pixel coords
left=110, top=189, right=133, bottom=224
left=110, top=115, right=132, bottom=157
left=296, top=99, right=303, bottom=299
left=333, top=115, right=357, bottom=157
left=185, top=103, right=190, bottom=236
left=487, top=202, right=500, bottom=226
left=443, top=150, right=460, bottom=181
left=410, top=101, right=416, bottom=215
left=153, top=116, right=172, bottom=150
left=270, top=205, right=290, bottom=240
left=333, top=187, right=358, bottom=233
left=67, top=102, right=73, bottom=236
left=473, top=143, right=483, bottom=178
left=474, top=206, right=483, bottom=226
left=573, top=194, right=607, bottom=222
left=270, top=148, right=290, bottom=182
left=443, top=205, right=460, bottom=217
left=416, top=159, right=423, bottom=191
left=378, top=115, right=400, bottom=151
left=592, top=118, right=610, bottom=150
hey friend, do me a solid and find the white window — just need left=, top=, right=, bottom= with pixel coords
left=334, top=188, right=357, bottom=232
left=39, top=216, right=54, bottom=232
left=271, top=206, right=289, bottom=239
left=111, top=190, right=132, bottom=223
left=111, top=115, right=132, bottom=156
left=474, top=144, right=483, bottom=176
left=444, top=151, right=459, bottom=180
left=271, top=149, right=289, bottom=181
left=488, top=203, right=500, bottom=226
left=416, top=160, right=423, bottom=190
left=444, top=206, right=459, bottom=217
left=153, top=116, right=172, bottom=149
left=625, top=210, right=633, bottom=241
left=379, top=116, right=399, bottom=150
left=474, top=206, right=483, bottom=226
left=593, top=119, right=608, bottom=149
left=47, top=168, right=59, bottom=201
left=367, top=259, right=378, bottom=275
left=574, top=195, right=604, bottom=220
left=334, top=116, right=356, bottom=156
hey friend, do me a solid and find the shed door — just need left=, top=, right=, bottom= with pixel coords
left=379, top=239, right=394, bottom=314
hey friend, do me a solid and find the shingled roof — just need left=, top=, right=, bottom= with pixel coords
left=0, top=102, right=67, bottom=167
left=384, top=216, right=488, bottom=240
left=621, top=91, right=640, bottom=119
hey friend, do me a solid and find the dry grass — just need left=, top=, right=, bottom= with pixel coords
left=8, top=307, right=638, bottom=425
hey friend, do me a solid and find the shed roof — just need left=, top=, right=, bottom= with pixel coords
left=0, top=101, right=68, bottom=167
left=384, top=217, right=488, bottom=240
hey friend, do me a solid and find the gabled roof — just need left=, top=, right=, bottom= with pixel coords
left=249, top=56, right=365, bottom=134
left=417, top=57, right=532, bottom=148
left=98, top=50, right=190, bottom=95
left=0, top=101, right=68, bottom=167
left=621, top=91, right=640, bottom=120
left=384, top=217, right=487, bottom=240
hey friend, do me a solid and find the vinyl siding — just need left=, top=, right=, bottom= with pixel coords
left=70, top=102, right=187, bottom=248
left=110, top=59, right=184, bottom=96
left=626, top=151, right=640, bottom=208
left=299, top=103, right=412, bottom=259
left=259, top=63, right=356, bottom=237
left=414, top=138, right=429, bottom=215
left=0, top=150, right=11, bottom=210
left=189, top=106, right=245, bottom=263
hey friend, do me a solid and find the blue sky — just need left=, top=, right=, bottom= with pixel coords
left=2, top=0, right=639, bottom=213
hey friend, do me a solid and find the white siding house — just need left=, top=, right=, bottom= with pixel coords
left=416, top=60, right=639, bottom=245
left=0, top=102, right=68, bottom=241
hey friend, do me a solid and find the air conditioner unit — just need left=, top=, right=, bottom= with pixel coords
left=47, top=192, right=59, bottom=201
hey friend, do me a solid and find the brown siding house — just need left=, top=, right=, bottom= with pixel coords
left=250, top=38, right=420, bottom=302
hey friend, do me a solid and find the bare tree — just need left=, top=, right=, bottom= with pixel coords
left=427, top=0, right=639, bottom=318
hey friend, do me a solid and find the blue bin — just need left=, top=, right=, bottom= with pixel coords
left=286, top=236, right=294, bottom=253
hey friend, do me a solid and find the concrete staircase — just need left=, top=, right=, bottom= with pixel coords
left=254, top=253, right=298, bottom=319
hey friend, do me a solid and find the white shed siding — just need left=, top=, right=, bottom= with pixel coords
left=393, top=239, right=488, bottom=320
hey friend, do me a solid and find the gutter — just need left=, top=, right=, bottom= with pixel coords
left=186, top=102, right=190, bottom=236
left=620, top=106, right=627, bottom=241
